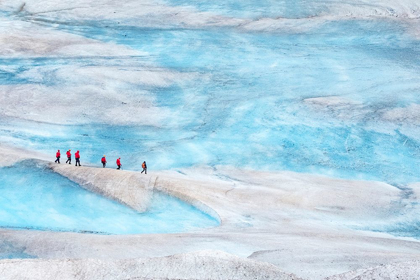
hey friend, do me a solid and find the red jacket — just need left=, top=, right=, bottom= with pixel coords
left=101, top=157, right=106, bottom=163
left=66, top=151, right=71, bottom=157
left=56, top=152, right=60, bottom=157
left=75, top=152, right=80, bottom=159
left=116, top=158, right=121, bottom=166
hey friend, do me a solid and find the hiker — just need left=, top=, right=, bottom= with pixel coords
left=75, top=150, right=81, bottom=166
left=65, top=150, right=71, bottom=164
left=141, top=161, right=147, bottom=174
left=116, top=157, right=122, bottom=170
left=101, top=155, right=107, bottom=168
left=55, top=150, right=61, bottom=163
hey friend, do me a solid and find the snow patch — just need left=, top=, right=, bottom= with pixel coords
left=326, top=260, right=420, bottom=280
left=304, top=96, right=362, bottom=107
left=381, top=103, right=420, bottom=125
left=0, top=64, right=197, bottom=125
left=0, top=18, right=141, bottom=58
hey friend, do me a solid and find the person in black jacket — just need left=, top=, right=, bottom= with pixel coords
left=141, top=161, right=147, bottom=174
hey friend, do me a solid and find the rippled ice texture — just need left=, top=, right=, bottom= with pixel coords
left=0, top=161, right=219, bottom=235
left=0, top=1, right=419, bottom=185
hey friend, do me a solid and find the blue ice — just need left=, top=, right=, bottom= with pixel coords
left=0, top=240, right=35, bottom=259
left=0, top=160, right=219, bottom=235
left=159, top=0, right=327, bottom=19
left=0, top=19, right=419, bottom=185
left=356, top=197, right=420, bottom=240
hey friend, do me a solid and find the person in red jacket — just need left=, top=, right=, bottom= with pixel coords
left=101, top=155, right=107, bottom=168
left=65, top=150, right=71, bottom=164
left=54, top=150, right=61, bottom=164
left=116, top=157, right=122, bottom=170
left=75, top=150, right=81, bottom=166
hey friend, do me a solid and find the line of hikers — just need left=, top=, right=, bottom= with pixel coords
left=54, top=149, right=147, bottom=174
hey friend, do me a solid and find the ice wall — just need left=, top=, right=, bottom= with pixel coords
left=50, top=162, right=154, bottom=212
left=0, top=160, right=219, bottom=234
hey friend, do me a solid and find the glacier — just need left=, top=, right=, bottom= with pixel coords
left=0, top=16, right=419, bottom=184
left=0, top=0, right=419, bottom=279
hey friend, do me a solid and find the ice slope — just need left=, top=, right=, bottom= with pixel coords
left=1, top=165, right=420, bottom=279
left=0, top=253, right=419, bottom=280
left=0, top=250, right=301, bottom=280
left=0, top=160, right=218, bottom=234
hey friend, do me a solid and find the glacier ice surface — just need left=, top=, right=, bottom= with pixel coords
left=0, top=1, right=419, bottom=240
left=0, top=160, right=219, bottom=236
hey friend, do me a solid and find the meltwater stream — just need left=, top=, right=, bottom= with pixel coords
left=0, top=161, right=219, bottom=235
